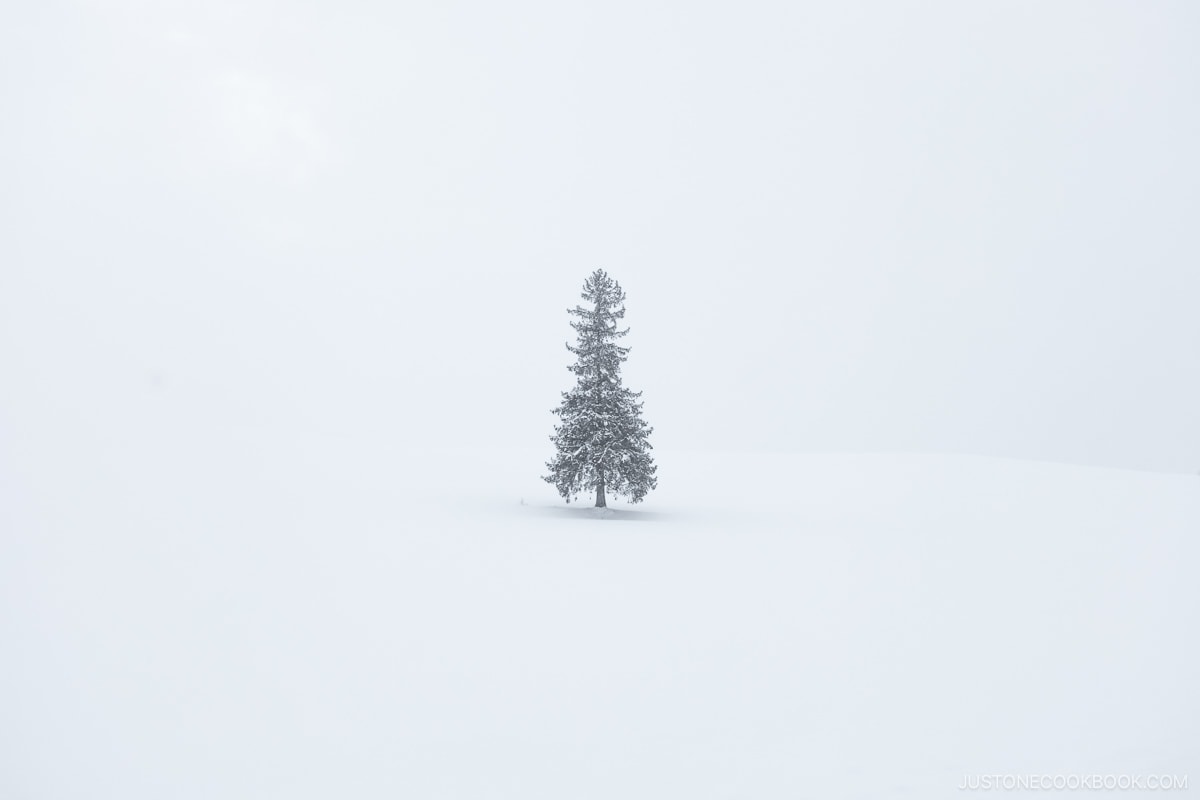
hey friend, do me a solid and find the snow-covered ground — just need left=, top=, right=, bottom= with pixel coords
left=3, top=426, right=1197, bottom=798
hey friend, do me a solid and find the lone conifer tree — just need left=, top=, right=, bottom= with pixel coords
left=545, top=269, right=657, bottom=507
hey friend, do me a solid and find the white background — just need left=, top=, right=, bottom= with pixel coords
left=3, top=0, right=1198, bottom=471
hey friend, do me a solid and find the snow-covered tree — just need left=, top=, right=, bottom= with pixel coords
left=545, top=269, right=657, bottom=507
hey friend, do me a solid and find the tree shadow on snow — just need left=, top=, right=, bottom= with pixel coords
left=525, top=503, right=677, bottom=523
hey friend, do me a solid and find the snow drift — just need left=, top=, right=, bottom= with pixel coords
left=3, top=430, right=1196, bottom=798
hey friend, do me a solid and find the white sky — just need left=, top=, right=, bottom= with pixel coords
left=2, top=0, right=1198, bottom=472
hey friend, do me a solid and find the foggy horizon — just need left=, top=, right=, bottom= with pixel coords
left=3, top=0, right=1198, bottom=474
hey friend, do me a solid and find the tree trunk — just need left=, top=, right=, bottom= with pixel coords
left=595, top=471, right=607, bottom=507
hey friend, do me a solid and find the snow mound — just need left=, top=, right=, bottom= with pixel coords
left=3, top=437, right=1196, bottom=798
